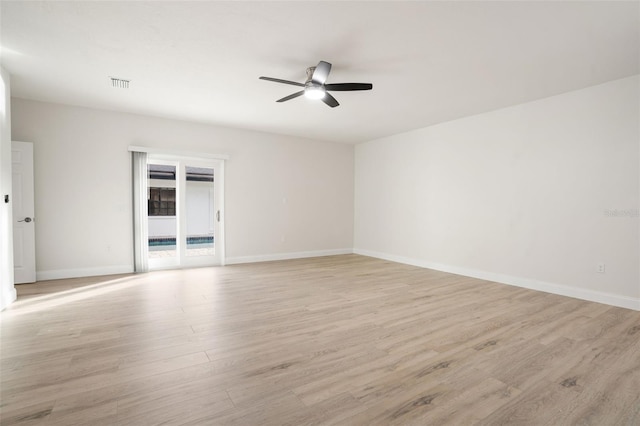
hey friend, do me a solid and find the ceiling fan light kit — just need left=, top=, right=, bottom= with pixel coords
left=304, top=86, right=326, bottom=100
left=259, top=60, right=372, bottom=108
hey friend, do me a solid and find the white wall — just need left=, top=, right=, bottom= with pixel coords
left=355, top=75, right=640, bottom=310
left=148, top=217, right=176, bottom=239
left=10, top=99, right=354, bottom=279
left=185, top=181, right=214, bottom=237
left=0, top=67, right=16, bottom=310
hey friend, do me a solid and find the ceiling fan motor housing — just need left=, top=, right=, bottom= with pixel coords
left=304, top=66, right=325, bottom=98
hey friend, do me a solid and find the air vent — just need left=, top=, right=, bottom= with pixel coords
left=110, top=77, right=130, bottom=89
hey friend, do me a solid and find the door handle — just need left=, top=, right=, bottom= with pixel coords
left=18, top=217, right=33, bottom=223
left=216, top=210, right=220, bottom=222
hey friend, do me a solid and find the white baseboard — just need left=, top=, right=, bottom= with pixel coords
left=354, top=248, right=640, bottom=311
left=225, top=248, right=353, bottom=265
left=31, top=250, right=639, bottom=312
left=37, top=265, right=134, bottom=281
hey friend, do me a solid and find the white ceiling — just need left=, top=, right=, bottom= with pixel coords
left=1, top=1, right=638, bottom=144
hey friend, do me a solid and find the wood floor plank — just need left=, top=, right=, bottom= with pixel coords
left=1, top=254, right=639, bottom=425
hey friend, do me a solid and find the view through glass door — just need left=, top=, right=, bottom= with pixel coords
left=184, top=165, right=215, bottom=258
left=147, top=157, right=222, bottom=269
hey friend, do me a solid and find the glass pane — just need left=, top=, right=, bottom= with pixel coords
left=185, top=166, right=214, bottom=257
left=147, top=164, right=177, bottom=258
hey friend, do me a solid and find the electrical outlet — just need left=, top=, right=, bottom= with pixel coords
left=597, top=263, right=606, bottom=273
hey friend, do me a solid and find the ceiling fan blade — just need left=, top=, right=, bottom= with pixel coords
left=311, top=61, right=332, bottom=85
left=276, top=91, right=305, bottom=103
left=259, top=76, right=305, bottom=87
left=324, top=83, right=373, bottom=91
left=322, top=92, right=339, bottom=108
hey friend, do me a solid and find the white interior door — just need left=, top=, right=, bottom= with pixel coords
left=12, top=141, right=36, bottom=284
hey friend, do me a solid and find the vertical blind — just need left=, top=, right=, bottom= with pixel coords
left=131, top=150, right=148, bottom=273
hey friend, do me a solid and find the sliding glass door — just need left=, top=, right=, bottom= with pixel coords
left=147, top=156, right=223, bottom=270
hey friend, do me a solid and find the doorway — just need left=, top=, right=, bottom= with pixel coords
left=146, top=155, right=224, bottom=270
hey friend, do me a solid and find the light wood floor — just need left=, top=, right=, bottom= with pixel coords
left=1, top=255, right=639, bottom=425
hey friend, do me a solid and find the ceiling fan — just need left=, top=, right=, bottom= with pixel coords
left=259, top=60, right=373, bottom=108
